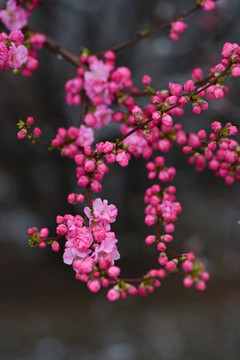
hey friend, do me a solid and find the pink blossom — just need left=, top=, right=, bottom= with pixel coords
left=171, top=21, right=188, bottom=34
left=9, top=29, right=24, bottom=45
left=75, top=125, right=94, bottom=147
left=107, top=288, right=120, bottom=301
left=116, top=151, right=129, bottom=167
left=169, top=82, right=183, bottom=96
left=92, top=105, right=113, bottom=129
left=87, top=280, right=101, bottom=293
left=191, top=67, right=203, bottom=80
left=0, top=0, right=30, bottom=30
left=0, top=42, right=8, bottom=66
left=107, top=266, right=120, bottom=278
left=63, top=224, right=93, bottom=265
left=84, top=59, right=111, bottom=103
left=232, top=65, right=240, bottom=77
left=70, top=228, right=92, bottom=252
left=202, top=0, right=216, bottom=12
left=52, top=241, right=60, bottom=252
left=142, top=74, right=151, bottom=86
left=63, top=246, right=91, bottom=265
left=184, top=80, right=195, bottom=92
left=8, top=43, right=28, bottom=68
left=111, top=66, right=132, bottom=89
left=30, top=33, right=46, bottom=50
left=123, top=132, right=148, bottom=156
left=160, top=200, right=180, bottom=222
left=92, top=233, right=120, bottom=262
left=84, top=198, right=118, bottom=231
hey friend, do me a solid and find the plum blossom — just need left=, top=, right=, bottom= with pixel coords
left=8, top=43, right=28, bottom=68
left=92, top=105, right=113, bottom=129
left=160, top=200, right=181, bottom=222
left=63, top=224, right=93, bottom=265
left=0, top=42, right=8, bottom=66
left=76, top=124, right=94, bottom=147
left=0, top=0, right=30, bottom=30
left=84, top=198, right=118, bottom=231
left=84, top=59, right=111, bottom=104
left=92, top=233, right=120, bottom=262
left=123, top=131, right=148, bottom=156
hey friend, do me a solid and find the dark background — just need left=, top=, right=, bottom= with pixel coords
left=1, top=0, right=240, bottom=359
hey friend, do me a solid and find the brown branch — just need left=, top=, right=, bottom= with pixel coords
left=44, top=33, right=87, bottom=69
left=34, top=139, right=52, bottom=147
left=28, top=28, right=87, bottom=69
left=118, top=278, right=143, bottom=283
left=85, top=185, right=92, bottom=208
left=119, top=122, right=149, bottom=142
left=98, top=4, right=201, bottom=54
left=46, top=235, right=63, bottom=241
left=156, top=220, right=160, bottom=241
left=166, top=248, right=183, bottom=258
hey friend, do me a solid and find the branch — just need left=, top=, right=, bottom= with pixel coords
left=29, top=28, right=87, bottom=69
left=118, top=278, right=143, bottom=283
left=85, top=185, right=92, bottom=208
left=34, top=139, right=52, bottom=147
left=99, top=4, right=201, bottom=54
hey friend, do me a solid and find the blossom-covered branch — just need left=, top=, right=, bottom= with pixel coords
left=2, top=0, right=239, bottom=301
left=98, top=1, right=217, bottom=54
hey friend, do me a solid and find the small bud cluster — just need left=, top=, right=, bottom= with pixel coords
left=182, top=252, right=210, bottom=291
left=169, top=21, right=188, bottom=42
left=51, top=125, right=94, bottom=158
left=74, top=256, right=121, bottom=294
left=17, top=116, right=42, bottom=141
left=28, top=226, right=59, bottom=252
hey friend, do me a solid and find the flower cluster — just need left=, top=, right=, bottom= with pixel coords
left=51, top=125, right=94, bottom=158
left=0, top=0, right=41, bottom=31
left=182, top=122, right=240, bottom=184
left=0, top=0, right=30, bottom=30
left=182, top=252, right=210, bottom=291
left=17, top=116, right=42, bottom=140
left=200, top=0, right=216, bottom=12
left=65, top=53, right=134, bottom=129
left=74, top=256, right=121, bottom=294
left=169, top=21, right=188, bottom=42
left=28, top=226, right=60, bottom=250
left=20, top=32, right=46, bottom=77
left=56, top=198, right=119, bottom=265
left=0, top=29, right=28, bottom=70
left=10, top=0, right=240, bottom=302
left=144, top=183, right=181, bottom=233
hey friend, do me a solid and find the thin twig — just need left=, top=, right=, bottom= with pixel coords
left=118, top=278, right=143, bottom=283
left=85, top=185, right=92, bottom=208
left=98, top=4, right=201, bottom=54
left=166, top=248, right=182, bottom=258
left=34, top=139, right=51, bottom=147
left=29, top=28, right=87, bottom=69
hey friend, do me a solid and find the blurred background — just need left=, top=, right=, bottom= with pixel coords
left=1, top=0, right=240, bottom=359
